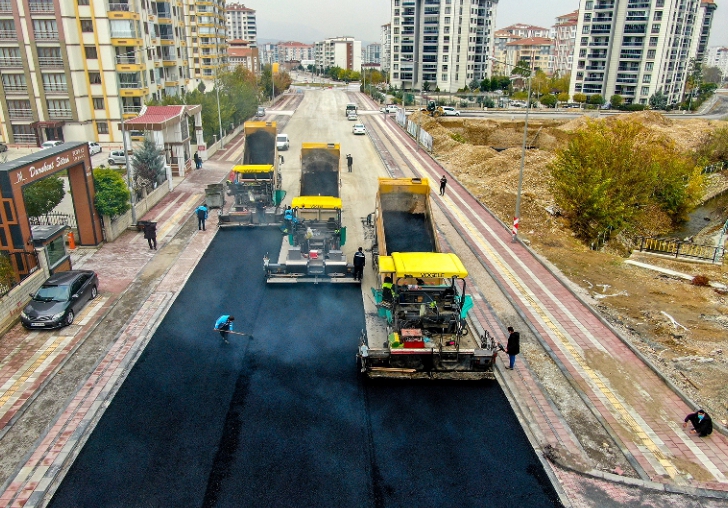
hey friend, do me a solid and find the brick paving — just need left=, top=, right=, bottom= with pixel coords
left=373, top=113, right=728, bottom=502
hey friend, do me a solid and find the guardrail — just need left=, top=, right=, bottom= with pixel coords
left=637, top=236, right=724, bottom=263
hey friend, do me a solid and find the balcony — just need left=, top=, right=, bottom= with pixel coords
left=108, top=1, right=133, bottom=11
left=0, top=30, right=17, bottom=40
left=43, top=83, right=68, bottom=93
left=35, top=31, right=59, bottom=40
left=0, top=57, right=22, bottom=67
left=8, top=108, right=33, bottom=119
left=13, top=134, right=38, bottom=144
left=5, top=84, right=29, bottom=94
left=48, top=108, right=72, bottom=119
left=0, top=1, right=12, bottom=12
left=116, top=53, right=140, bottom=64
left=594, top=2, right=615, bottom=9
left=123, top=105, right=142, bottom=114
left=111, top=29, right=140, bottom=38
left=38, top=56, right=64, bottom=67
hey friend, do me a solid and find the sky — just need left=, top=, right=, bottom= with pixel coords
left=255, top=0, right=728, bottom=48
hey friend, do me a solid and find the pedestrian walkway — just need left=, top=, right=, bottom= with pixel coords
left=0, top=157, right=232, bottom=507
left=367, top=107, right=728, bottom=501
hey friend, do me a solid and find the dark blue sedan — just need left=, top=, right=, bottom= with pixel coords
left=20, top=270, right=99, bottom=329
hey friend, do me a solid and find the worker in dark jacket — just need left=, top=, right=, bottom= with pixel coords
left=683, top=409, right=713, bottom=437
left=505, top=326, right=520, bottom=370
left=353, top=247, right=366, bottom=281
left=143, top=221, right=157, bottom=250
left=195, top=204, right=208, bottom=231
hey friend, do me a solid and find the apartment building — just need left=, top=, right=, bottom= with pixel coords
left=228, top=39, right=259, bottom=73
left=365, top=43, right=382, bottom=64
left=705, top=45, right=728, bottom=78
left=278, top=41, right=314, bottom=62
left=569, top=0, right=717, bottom=105
left=388, top=0, right=498, bottom=93
left=225, top=3, right=256, bottom=46
left=381, top=23, right=392, bottom=72
left=259, top=42, right=278, bottom=65
left=493, top=30, right=522, bottom=75
left=0, top=0, right=226, bottom=147
left=314, top=36, right=361, bottom=71
left=552, top=11, right=579, bottom=77
left=500, top=23, right=551, bottom=39
left=505, top=37, right=554, bottom=74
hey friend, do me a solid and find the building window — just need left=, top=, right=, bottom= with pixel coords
left=654, top=11, right=662, bottom=21
left=441, top=74, right=448, bottom=81
left=78, top=0, right=89, bottom=4
left=81, top=20, right=93, bottom=32
left=647, top=50, right=656, bottom=58
left=582, top=26, right=590, bottom=34
left=651, top=24, right=660, bottom=34
left=642, top=74, right=651, bottom=83
left=93, top=97, right=104, bottom=109
left=584, top=13, right=591, bottom=21
left=649, top=37, right=658, bottom=46
left=84, top=46, right=97, bottom=59
left=645, top=62, right=653, bottom=71
left=97, top=121, right=108, bottom=134
left=656, top=0, right=664, bottom=6
left=89, top=72, right=101, bottom=84
left=585, top=1, right=593, bottom=8
left=641, top=86, right=650, bottom=95
left=581, top=37, right=588, bottom=44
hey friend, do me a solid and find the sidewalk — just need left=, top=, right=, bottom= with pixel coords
left=0, top=152, right=234, bottom=507
left=366, top=109, right=728, bottom=504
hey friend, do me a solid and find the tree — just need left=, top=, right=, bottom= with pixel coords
left=24, top=176, right=65, bottom=220
left=540, top=94, right=558, bottom=108
left=557, top=92, right=570, bottom=104
left=548, top=119, right=704, bottom=241
left=649, top=90, right=668, bottom=110
left=468, top=78, right=480, bottom=92
left=610, top=94, right=624, bottom=108
left=422, top=81, right=431, bottom=92
left=132, top=137, right=166, bottom=188
left=94, top=169, right=131, bottom=217
left=479, top=78, right=490, bottom=92
left=0, top=253, right=16, bottom=288
left=694, top=126, right=728, bottom=164
left=549, top=73, right=571, bottom=95
left=573, top=93, right=587, bottom=106
left=588, top=94, right=605, bottom=105
left=702, top=66, right=722, bottom=84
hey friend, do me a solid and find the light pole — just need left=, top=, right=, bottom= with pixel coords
left=214, top=25, right=224, bottom=149
left=490, top=56, right=532, bottom=242
left=117, top=72, right=136, bottom=223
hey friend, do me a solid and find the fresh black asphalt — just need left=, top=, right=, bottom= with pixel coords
left=49, top=227, right=561, bottom=507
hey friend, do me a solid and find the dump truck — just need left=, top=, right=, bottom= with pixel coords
left=357, top=178, right=497, bottom=379
left=219, top=121, right=284, bottom=226
left=263, top=143, right=356, bottom=283
left=345, top=103, right=357, bottom=117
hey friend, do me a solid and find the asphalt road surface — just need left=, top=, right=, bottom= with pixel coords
left=48, top=227, right=560, bottom=507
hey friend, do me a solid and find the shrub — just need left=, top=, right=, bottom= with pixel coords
left=450, top=133, right=466, bottom=144
left=691, top=275, right=710, bottom=286
left=94, top=168, right=131, bottom=217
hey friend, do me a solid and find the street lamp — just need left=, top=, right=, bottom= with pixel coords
left=490, top=56, right=532, bottom=242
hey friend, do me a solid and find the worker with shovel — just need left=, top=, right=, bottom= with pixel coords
left=214, top=315, right=235, bottom=343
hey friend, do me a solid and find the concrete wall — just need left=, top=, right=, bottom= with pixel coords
left=0, top=259, right=50, bottom=336
left=102, top=182, right=171, bottom=242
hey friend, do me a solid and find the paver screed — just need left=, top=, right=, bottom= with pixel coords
left=369, top=113, right=728, bottom=493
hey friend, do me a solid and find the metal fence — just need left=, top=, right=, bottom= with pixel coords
left=29, top=211, right=77, bottom=229
left=0, top=251, right=40, bottom=298
left=637, top=236, right=724, bottom=263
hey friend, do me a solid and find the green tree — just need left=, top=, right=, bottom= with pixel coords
left=94, top=168, right=131, bottom=217
left=549, top=73, right=571, bottom=94
left=468, top=78, right=480, bottom=92
left=610, top=95, right=623, bottom=108
left=479, top=77, right=490, bottom=92
left=24, top=176, right=65, bottom=220
left=548, top=119, right=704, bottom=241
left=694, top=126, right=728, bottom=164
left=702, top=66, right=722, bottom=84
left=540, top=94, right=558, bottom=108
left=0, top=253, right=16, bottom=288
left=132, top=136, right=165, bottom=187
left=557, top=92, right=570, bottom=104
left=422, top=81, right=431, bottom=92
left=649, top=90, right=668, bottom=110
left=573, top=93, right=587, bottom=106
left=588, top=94, right=605, bottom=105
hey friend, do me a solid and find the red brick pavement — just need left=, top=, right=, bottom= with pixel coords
left=372, top=114, right=728, bottom=495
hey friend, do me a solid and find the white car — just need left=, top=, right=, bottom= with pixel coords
left=276, top=134, right=290, bottom=151
left=88, top=142, right=102, bottom=155
left=380, top=105, right=398, bottom=113
left=107, top=150, right=130, bottom=165
left=352, top=123, right=366, bottom=135
left=347, top=112, right=358, bottom=121
left=441, top=106, right=460, bottom=116
left=41, top=140, right=64, bottom=149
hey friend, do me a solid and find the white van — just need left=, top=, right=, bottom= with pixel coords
left=276, top=134, right=290, bottom=151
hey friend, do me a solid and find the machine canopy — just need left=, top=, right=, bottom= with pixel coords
left=378, top=252, right=468, bottom=279
left=291, top=196, right=342, bottom=209
left=232, top=164, right=274, bottom=174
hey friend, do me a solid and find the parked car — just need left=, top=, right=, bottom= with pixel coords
left=352, top=123, right=366, bottom=135
left=276, top=134, right=290, bottom=151
left=441, top=106, right=460, bottom=116
left=41, top=140, right=64, bottom=149
left=20, top=270, right=99, bottom=329
left=0, top=142, right=7, bottom=153
left=256, top=106, right=266, bottom=117
left=380, top=105, right=399, bottom=113
left=108, top=150, right=130, bottom=165
left=88, top=142, right=102, bottom=155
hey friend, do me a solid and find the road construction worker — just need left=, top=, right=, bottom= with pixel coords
left=353, top=247, right=366, bottom=281
left=214, top=315, right=235, bottom=343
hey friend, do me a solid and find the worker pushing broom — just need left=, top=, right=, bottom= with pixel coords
left=213, top=315, right=253, bottom=344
